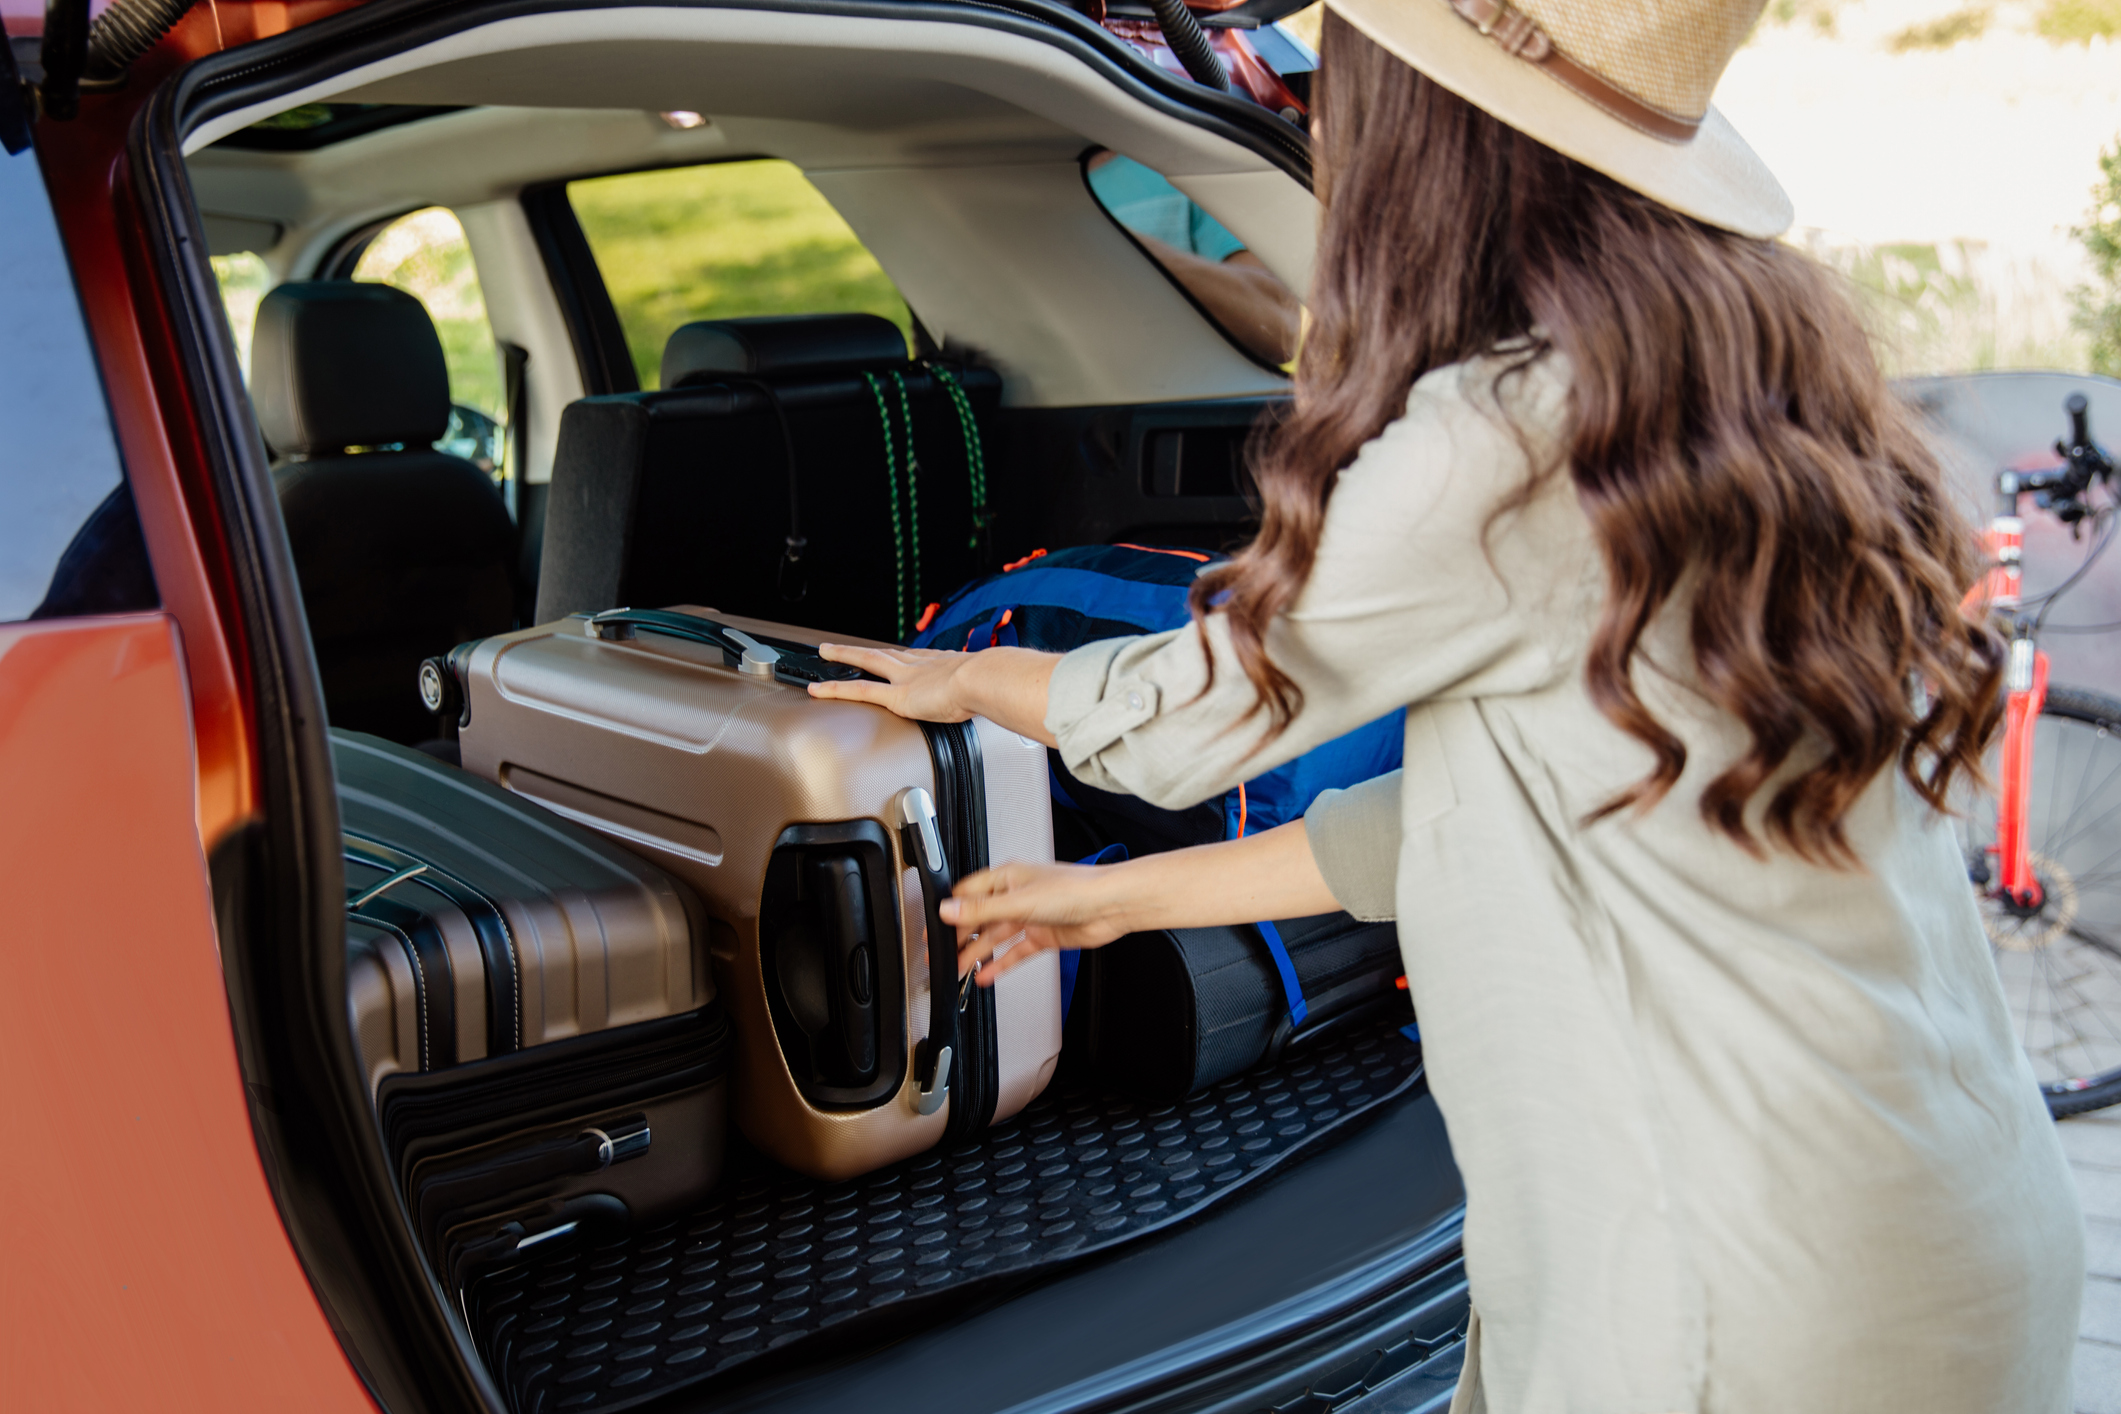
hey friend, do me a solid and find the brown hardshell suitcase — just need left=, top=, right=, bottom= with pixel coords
left=335, top=729, right=730, bottom=1270
left=443, top=607, right=1063, bottom=1181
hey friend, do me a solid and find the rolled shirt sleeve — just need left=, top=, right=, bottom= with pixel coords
left=1305, top=771, right=1404, bottom=922
left=1044, top=351, right=1588, bottom=814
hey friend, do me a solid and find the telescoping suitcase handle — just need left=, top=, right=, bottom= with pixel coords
left=894, top=787, right=959, bottom=1117
left=587, top=607, right=867, bottom=687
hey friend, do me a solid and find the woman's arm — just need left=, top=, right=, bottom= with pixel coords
left=809, top=644, right=1061, bottom=746
left=944, top=817, right=1340, bottom=983
left=1134, top=239, right=1301, bottom=364
left=825, top=356, right=1582, bottom=814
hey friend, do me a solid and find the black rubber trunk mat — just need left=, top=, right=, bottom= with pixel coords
left=467, top=1013, right=1425, bottom=1414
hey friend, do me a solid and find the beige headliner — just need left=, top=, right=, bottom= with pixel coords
left=184, top=5, right=1315, bottom=463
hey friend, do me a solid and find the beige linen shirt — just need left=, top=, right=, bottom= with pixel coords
left=1045, top=351, right=2082, bottom=1414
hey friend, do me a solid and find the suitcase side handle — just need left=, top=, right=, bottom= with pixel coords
left=894, top=787, right=959, bottom=1117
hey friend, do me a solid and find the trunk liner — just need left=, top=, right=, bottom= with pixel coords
left=466, top=1012, right=1425, bottom=1414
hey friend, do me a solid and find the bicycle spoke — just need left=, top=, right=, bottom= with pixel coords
left=2042, top=728, right=2121, bottom=855
left=1977, top=693, right=2121, bottom=1104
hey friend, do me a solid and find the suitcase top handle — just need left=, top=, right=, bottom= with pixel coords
left=894, top=786, right=959, bottom=1119
left=586, top=607, right=868, bottom=688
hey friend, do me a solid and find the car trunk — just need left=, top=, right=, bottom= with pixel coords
left=142, top=4, right=1472, bottom=1409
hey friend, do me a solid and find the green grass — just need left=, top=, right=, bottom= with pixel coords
left=570, top=160, right=911, bottom=390
left=1807, top=237, right=2087, bottom=375
left=1888, top=5, right=1990, bottom=50
left=352, top=210, right=504, bottom=420
left=1753, top=0, right=1841, bottom=39
left=2039, top=0, right=2121, bottom=42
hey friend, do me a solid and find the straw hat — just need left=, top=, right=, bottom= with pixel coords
left=1327, top=0, right=1793, bottom=238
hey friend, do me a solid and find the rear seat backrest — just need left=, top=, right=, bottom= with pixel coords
left=536, top=314, right=1000, bottom=644
left=256, top=280, right=515, bottom=744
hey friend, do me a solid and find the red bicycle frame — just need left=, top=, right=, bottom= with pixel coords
left=1977, top=504, right=2051, bottom=908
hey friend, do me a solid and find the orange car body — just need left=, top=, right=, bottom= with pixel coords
left=4, top=3, right=375, bottom=1406
left=0, top=2, right=1307, bottom=1405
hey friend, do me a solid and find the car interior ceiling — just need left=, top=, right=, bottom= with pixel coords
left=171, top=16, right=1464, bottom=1410
left=185, top=39, right=1312, bottom=745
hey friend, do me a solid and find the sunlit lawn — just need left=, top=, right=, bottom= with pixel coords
left=571, top=159, right=911, bottom=389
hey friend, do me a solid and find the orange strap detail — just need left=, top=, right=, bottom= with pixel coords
left=914, top=601, right=941, bottom=633
left=1002, top=548, right=1048, bottom=572
left=1235, top=781, right=1248, bottom=839
left=1114, top=543, right=1211, bottom=562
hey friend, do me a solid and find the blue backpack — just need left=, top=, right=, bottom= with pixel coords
left=912, top=543, right=1404, bottom=851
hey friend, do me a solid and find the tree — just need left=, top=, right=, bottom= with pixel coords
left=2074, top=137, right=2121, bottom=377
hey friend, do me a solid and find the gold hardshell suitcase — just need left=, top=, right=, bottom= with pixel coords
left=444, top=607, right=1062, bottom=1180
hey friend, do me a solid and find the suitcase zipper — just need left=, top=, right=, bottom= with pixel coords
left=919, top=722, right=1000, bottom=1141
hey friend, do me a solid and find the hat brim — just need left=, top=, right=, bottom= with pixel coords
left=1326, top=0, right=1794, bottom=239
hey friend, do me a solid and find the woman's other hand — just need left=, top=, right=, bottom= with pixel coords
left=943, top=860, right=1133, bottom=983
left=810, top=643, right=1062, bottom=746
left=941, top=819, right=1345, bottom=985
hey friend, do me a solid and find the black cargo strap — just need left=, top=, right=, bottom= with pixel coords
left=710, top=377, right=808, bottom=603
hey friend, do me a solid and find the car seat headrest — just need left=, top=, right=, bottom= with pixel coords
left=251, top=281, right=452, bottom=457
left=660, top=313, right=909, bottom=389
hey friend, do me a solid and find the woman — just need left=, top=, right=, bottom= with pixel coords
left=812, top=0, right=2086, bottom=1406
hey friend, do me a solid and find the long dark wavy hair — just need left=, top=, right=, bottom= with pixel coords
left=1191, top=10, right=2005, bottom=864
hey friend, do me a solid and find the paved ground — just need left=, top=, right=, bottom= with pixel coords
left=2067, top=1108, right=2121, bottom=1412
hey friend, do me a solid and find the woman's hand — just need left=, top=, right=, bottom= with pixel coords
left=943, top=820, right=1344, bottom=985
left=807, top=644, right=976, bottom=721
left=810, top=643, right=1062, bottom=746
left=942, top=860, right=1135, bottom=984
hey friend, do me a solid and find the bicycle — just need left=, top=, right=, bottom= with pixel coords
left=1958, top=392, right=2121, bottom=1117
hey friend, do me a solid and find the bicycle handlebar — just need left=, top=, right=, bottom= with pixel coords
left=2000, top=393, right=2116, bottom=527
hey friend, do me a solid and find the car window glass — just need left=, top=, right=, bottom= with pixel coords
left=212, top=251, right=273, bottom=380
left=1084, top=151, right=1302, bottom=370
left=354, top=208, right=506, bottom=472
left=0, top=143, right=157, bottom=623
left=568, top=159, right=911, bottom=390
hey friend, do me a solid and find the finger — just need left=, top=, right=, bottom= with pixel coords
left=975, top=932, right=1049, bottom=984
left=960, top=926, right=1051, bottom=983
left=805, top=678, right=895, bottom=705
left=816, top=643, right=907, bottom=674
left=956, top=921, right=1031, bottom=973
left=941, top=884, right=1054, bottom=934
left=945, top=864, right=1018, bottom=902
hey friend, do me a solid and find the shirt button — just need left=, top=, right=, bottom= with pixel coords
left=1127, top=692, right=1144, bottom=711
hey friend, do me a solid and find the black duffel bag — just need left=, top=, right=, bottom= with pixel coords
left=1062, top=910, right=1410, bottom=1102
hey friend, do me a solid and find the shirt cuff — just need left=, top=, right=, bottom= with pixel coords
left=1044, top=632, right=1178, bottom=783
left=1304, top=770, right=1403, bottom=923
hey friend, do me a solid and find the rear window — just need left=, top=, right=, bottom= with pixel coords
left=0, top=139, right=157, bottom=622
left=568, top=159, right=912, bottom=390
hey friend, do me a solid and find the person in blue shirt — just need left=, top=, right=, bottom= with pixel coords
left=1088, top=151, right=1301, bottom=363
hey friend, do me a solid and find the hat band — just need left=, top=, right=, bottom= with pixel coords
left=1444, top=0, right=1701, bottom=143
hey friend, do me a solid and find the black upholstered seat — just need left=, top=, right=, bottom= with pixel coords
left=537, top=313, right=1000, bottom=645
left=255, top=280, right=515, bottom=744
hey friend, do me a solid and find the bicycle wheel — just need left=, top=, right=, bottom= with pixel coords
left=1959, top=683, right=2121, bottom=1117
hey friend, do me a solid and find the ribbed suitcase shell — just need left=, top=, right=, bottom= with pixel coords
left=334, top=731, right=728, bottom=1256
left=452, top=609, right=1062, bottom=1181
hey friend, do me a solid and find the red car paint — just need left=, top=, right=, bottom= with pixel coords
left=10, top=5, right=372, bottom=1406
left=5, top=2, right=1301, bottom=1403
